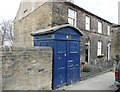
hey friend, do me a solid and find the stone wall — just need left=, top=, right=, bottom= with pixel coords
left=1, top=46, right=52, bottom=90
left=111, top=27, right=120, bottom=59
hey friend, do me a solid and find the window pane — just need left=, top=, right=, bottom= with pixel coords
left=107, top=43, right=111, bottom=60
left=97, top=41, right=102, bottom=55
left=74, top=11, right=77, bottom=19
left=86, top=16, right=90, bottom=30
left=68, top=9, right=75, bottom=18
left=98, top=21, right=102, bottom=33
left=107, top=26, right=110, bottom=35
left=68, top=18, right=74, bottom=25
left=68, top=9, right=77, bottom=26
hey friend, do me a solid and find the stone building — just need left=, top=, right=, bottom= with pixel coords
left=14, top=0, right=113, bottom=63
left=111, top=1, right=120, bottom=59
left=111, top=25, right=120, bottom=59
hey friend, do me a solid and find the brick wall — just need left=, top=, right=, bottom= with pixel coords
left=1, top=46, right=52, bottom=90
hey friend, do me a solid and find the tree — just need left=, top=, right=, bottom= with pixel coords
left=0, top=19, right=13, bottom=46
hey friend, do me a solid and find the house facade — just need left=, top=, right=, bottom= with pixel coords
left=14, top=1, right=112, bottom=63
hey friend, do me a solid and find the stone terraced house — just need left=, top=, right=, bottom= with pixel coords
left=14, top=0, right=113, bottom=63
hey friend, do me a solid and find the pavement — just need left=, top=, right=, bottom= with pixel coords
left=58, top=71, right=117, bottom=90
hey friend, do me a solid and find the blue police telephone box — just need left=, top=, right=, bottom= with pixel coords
left=31, top=24, right=83, bottom=89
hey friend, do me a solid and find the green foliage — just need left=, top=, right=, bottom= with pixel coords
left=97, top=54, right=105, bottom=58
left=82, top=65, right=90, bottom=72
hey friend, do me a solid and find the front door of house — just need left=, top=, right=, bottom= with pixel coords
left=85, top=41, right=90, bottom=63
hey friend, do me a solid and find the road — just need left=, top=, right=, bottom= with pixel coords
left=60, top=71, right=118, bottom=91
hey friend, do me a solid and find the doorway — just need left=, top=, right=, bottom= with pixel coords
left=85, top=41, right=90, bottom=63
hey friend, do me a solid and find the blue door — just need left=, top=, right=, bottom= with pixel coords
left=53, top=40, right=80, bottom=89
left=53, top=40, right=67, bottom=88
left=67, top=41, right=80, bottom=84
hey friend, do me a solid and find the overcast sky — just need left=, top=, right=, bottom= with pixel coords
left=0, top=0, right=119, bottom=24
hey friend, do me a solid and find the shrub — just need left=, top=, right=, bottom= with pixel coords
left=82, top=65, right=90, bottom=72
left=97, top=54, right=105, bottom=58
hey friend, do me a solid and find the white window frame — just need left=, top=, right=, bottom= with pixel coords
left=85, top=16, right=90, bottom=30
left=98, top=21, right=102, bottom=33
left=68, top=9, right=77, bottom=26
left=107, top=25, right=110, bottom=35
left=107, top=43, right=111, bottom=60
left=97, top=41, right=102, bottom=56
